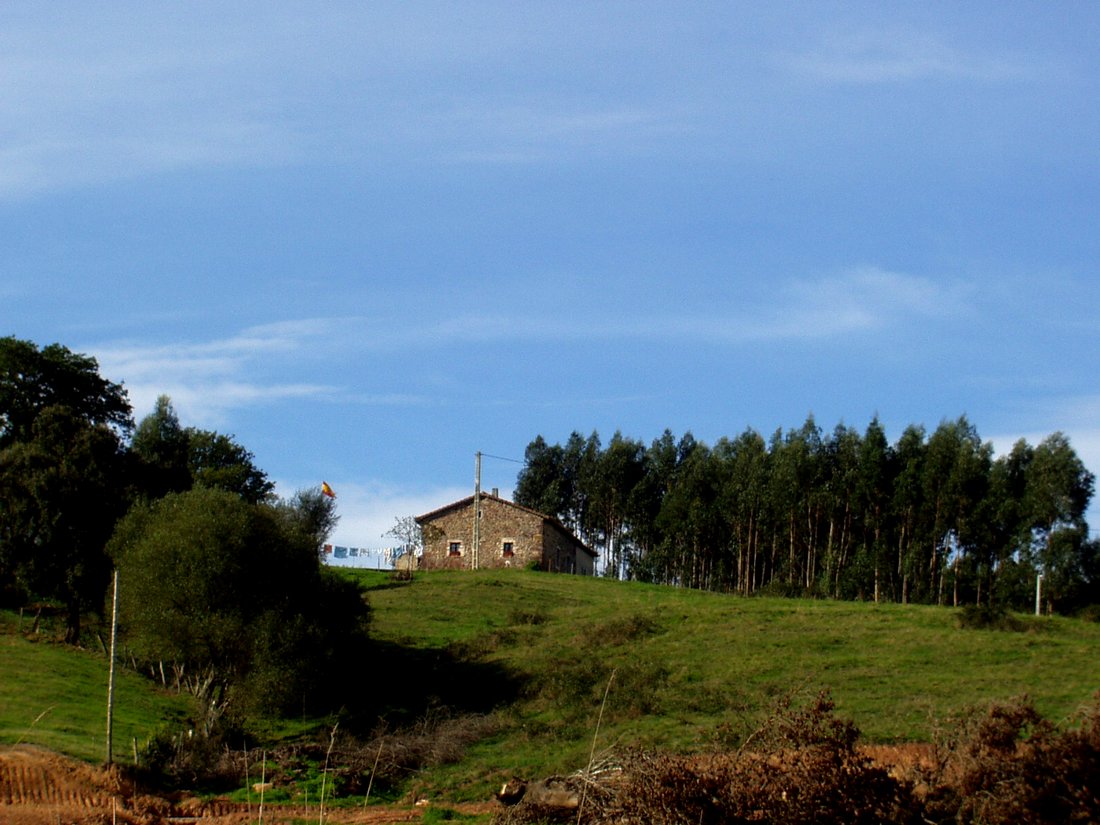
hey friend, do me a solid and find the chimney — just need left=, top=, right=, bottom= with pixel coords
left=491, top=487, right=499, bottom=498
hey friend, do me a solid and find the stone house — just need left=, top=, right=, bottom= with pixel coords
left=415, top=492, right=596, bottom=574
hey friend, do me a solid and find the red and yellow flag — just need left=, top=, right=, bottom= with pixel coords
left=321, top=481, right=336, bottom=499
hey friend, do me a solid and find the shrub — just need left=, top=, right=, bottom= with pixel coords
left=957, top=603, right=1033, bottom=632
left=498, top=692, right=921, bottom=825
left=920, top=694, right=1100, bottom=824
left=597, top=612, right=663, bottom=645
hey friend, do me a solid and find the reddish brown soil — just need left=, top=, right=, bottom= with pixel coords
left=0, top=745, right=496, bottom=825
left=0, top=743, right=934, bottom=824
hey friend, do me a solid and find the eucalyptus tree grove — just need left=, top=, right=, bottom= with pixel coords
left=514, top=418, right=1097, bottom=613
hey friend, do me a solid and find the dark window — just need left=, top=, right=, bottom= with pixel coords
left=448, top=541, right=462, bottom=556
left=502, top=541, right=515, bottom=557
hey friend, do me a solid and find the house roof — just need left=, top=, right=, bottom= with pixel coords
left=416, top=492, right=596, bottom=558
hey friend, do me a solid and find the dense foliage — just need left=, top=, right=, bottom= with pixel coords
left=0, top=338, right=133, bottom=640
left=0, top=336, right=366, bottom=726
left=515, top=418, right=1098, bottom=612
left=109, top=487, right=370, bottom=721
left=130, top=394, right=274, bottom=503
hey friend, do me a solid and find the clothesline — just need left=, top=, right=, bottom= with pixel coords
left=321, top=543, right=420, bottom=568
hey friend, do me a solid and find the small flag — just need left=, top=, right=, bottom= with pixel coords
left=322, top=481, right=336, bottom=499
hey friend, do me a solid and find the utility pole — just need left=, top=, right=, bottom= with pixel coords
left=1035, top=573, right=1043, bottom=616
left=472, top=451, right=481, bottom=570
left=105, top=569, right=119, bottom=766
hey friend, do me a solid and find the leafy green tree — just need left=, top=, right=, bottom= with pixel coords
left=274, top=485, right=340, bottom=551
left=110, top=487, right=369, bottom=720
left=586, top=432, right=646, bottom=579
left=0, top=407, right=130, bottom=640
left=622, top=430, right=678, bottom=578
left=820, top=423, right=863, bottom=598
left=184, top=428, right=273, bottom=503
left=981, top=439, right=1032, bottom=607
left=890, top=425, right=926, bottom=603
left=714, top=428, right=769, bottom=594
left=1023, top=433, right=1095, bottom=611
left=514, top=436, right=569, bottom=518
left=855, top=418, right=893, bottom=602
left=921, top=417, right=991, bottom=605
left=767, top=417, right=825, bottom=591
left=655, top=441, right=727, bottom=589
left=568, top=430, right=602, bottom=544
left=130, top=394, right=274, bottom=504
left=0, top=336, right=132, bottom=448
left=130, top=394, right=191, bottom=499
left=511, top=417, right=1094, bottom=614
left=0, top=337, right=133, bottom=639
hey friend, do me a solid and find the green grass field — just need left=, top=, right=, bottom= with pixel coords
left=0, top=610, right=194, bottom=764
left=3, top=569, right=1099, bottom=802
left=346, top=569, right=1100, bottom=798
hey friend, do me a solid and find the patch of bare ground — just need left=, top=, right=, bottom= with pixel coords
left=0, top=745, right=494, bottom=825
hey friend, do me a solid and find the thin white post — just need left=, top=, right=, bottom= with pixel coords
left=1035, top=573, right=1043, bottom=616
left=473, top=451, right=481, bottom=570
left=105, top=569, right=119, bottom=766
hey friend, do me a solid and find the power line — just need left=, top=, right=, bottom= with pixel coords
left=479, top=451, right=524, bottom=464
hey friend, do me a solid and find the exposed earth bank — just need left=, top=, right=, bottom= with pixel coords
left=0, top=745, right=497, bottom=824
left=1, top=743, right=937, bottom=824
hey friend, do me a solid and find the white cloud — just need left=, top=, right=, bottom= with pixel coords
left=0, top=9, right=301, bottom=200
left=783, top=28, right=1033, bottom=84
left=349, top=266, right=964, bottom=350
left=0, top=4, right=701, bottom=198
left=618, top=267, right=964, bottom=343
left=772, top=267, right=966, bottom=335
left=91, top=321, right=337, bottom=425
left=84, top=265, right=960, bottom=425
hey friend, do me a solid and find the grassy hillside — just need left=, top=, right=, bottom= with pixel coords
left=0, top=610, right=195, bottom=764
left=3, top=570, right=1098, bottom=804
left=349, top=568, right=1100, bottom=798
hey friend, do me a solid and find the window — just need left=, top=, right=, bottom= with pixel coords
left=448, top=541, right=463, bottom=557
left=501, top=540, right=515, bottom=558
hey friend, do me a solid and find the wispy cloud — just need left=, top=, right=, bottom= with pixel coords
left=401, top=266, right=965, bottom=346
left=0, top=10, right=301, bottom=200
left=92, top=320, right=336, bottom=425
left=0, top=3, right=702, bottom=198
left=87, top=267, right=961, bottom=423
left=782, top=28, right=1033, bottom=84
left=419, top=103, right=684, bottom=164
left=767, top=266, right=967, bottom=336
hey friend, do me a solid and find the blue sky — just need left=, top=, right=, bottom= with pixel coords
left=3, top=3, right=1098, bottom=547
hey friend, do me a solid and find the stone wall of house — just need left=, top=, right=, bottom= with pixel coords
left=541, top=523, right=594, bottom=575
left=419, top=496, right=546, bottom=571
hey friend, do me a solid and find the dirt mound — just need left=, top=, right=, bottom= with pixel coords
left=0, top=745, right=493, bottom=824
left=0, top=745, right=164, bottom=825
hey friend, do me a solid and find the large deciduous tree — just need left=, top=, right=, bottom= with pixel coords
left=0, top=407, right=131, bottom=641
left=0, top=337, right=133, bottom=640
left=1023, top=433, right=1096, bottom=610
left=130, top=395, right=274, bottom=504
left=0, top=336, right=132, bottom=448
left=130, top=394, right=191, bottom=499
left=110, top=487, right=369, bottom=721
